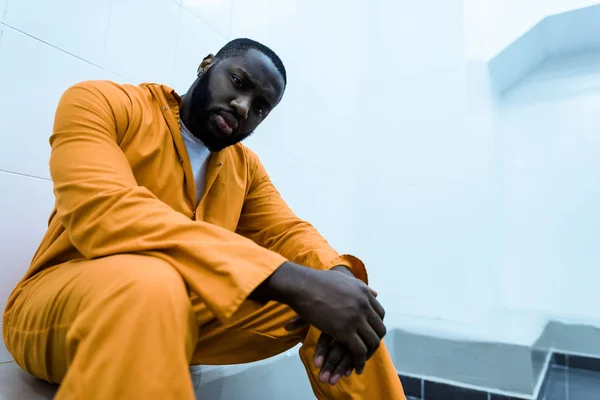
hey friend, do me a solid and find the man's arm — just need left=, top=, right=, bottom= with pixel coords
left=236, top=151, right=368, bottom=283
left=49, top=81, right=287, bottom=322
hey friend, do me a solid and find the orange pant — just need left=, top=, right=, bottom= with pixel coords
left=3, top=254, right=405, bottom=399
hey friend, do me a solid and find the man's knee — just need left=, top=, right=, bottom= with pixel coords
left=4, top=255, right=193, bottom=382
left=70, top=254, right=193, bottom=331
left=102, top=254, right=190, bottom=311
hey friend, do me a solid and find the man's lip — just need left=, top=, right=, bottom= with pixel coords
left=215, top=114, right=233, bottom=135
left=217, top=111, right=238, bottom=133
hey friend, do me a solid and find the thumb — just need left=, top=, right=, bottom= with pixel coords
left=284, top=316, right=307, bottom=331
left=368, top=287, right=378, bottom=297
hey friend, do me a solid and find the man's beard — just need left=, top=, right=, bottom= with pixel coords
left=186, top=66, right=254, bottom=152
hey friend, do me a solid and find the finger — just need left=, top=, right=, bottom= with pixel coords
left=368, top=294, right=386, bottom=320
left=345, top=333, right=368, bottom=374
left=330, top=353, right=354, bottom=385
left=320, top=343, right=345, bottom=383
left=368, top=287, right=378, bottom=297
left=358, top=323, right=382, bottom=366
left=368, top=311, right=387, bottom=339
left=314, top=333, right=334, bottom=369
left=284, top=316, right=307, bottom=332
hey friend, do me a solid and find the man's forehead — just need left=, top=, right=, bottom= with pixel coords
left=224, top=49, right=275, bottom=73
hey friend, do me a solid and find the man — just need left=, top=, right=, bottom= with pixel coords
left=3, top=38, right=405, bottom=399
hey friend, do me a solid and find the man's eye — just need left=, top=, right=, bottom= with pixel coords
left=256, top=104, right=266, bottom=116
left=231, top=75, right=243, bottom=88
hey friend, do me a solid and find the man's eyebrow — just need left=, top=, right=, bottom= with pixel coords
left=235, top=68, right=255, bottom=88
left=235, top=68, right=274, bottom=110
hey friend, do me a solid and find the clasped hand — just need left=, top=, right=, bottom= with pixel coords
left=283, top=265, right=385, bottom=386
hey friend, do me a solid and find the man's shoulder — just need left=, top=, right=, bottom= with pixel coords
left=65, top=80, right=156, bottom=101
left=67, top=79, right=129, bottom=92
left=228, top=143, right=261, bottom=166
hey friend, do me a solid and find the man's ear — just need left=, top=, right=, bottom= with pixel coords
left=197, top=54, right=215, bottom=76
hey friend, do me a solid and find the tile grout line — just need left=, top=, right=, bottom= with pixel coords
left=0, top=21, right=129, bottom=82
left=0, top=169, right=51, bottom=182
left=179, top=4, right=229, bottom=41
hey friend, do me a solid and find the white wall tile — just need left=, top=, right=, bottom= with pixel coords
left=230, top=0, right=270, bottom=42
left=105, top=0, right=180, bottom=85
left=183, top=0, right=232, bottom=38
left=0, top=172, right=54, bottom=362
left=172, top=9, right=226, bottom=94
left=0, top=27, right=107, bottom=179
left=230, top=0, right=296, bottom=50
left=4, top=0, right=111, bottom=66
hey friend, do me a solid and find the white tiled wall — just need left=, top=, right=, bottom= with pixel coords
left=105, top=0, right=180, bottom=84
left=0, top=28, right=107, bottom=179
left=3, top=0, right=111, bottom=66
left=183, top=0, right=232, bottom=37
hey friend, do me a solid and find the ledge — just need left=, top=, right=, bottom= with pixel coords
left=488, top=4, right=600, bottom=94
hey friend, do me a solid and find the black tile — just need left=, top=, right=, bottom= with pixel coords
left=552, top=353, right=568, bottom=367
left=542, top=373, right=568, bottom=400
left=424, top=380, right=487, bottom=400
left=566, top=367, right=600, bottom=400
left=399, top=375, right=423, bottom=398
left=567, top=355, right=600, bottom=372
left=540, top=365, right=600, bottom=400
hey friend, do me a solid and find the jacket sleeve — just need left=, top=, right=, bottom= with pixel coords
left=49, top=81, right=287, bottom=322
left=236, top=150, right=368, bottom=283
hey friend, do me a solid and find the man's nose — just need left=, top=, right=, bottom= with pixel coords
left=230, top=96, right=251, bottom=120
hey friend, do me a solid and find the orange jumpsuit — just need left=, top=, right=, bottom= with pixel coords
left=2, top=80, right=405, bottom=399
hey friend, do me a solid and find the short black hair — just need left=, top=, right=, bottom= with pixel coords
left=215, top=38, right=287, bottom=86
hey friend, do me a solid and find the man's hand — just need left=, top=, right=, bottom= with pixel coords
left=285, top=266, right=381, bottom=385
left=264, top=262, right=385, bottom=381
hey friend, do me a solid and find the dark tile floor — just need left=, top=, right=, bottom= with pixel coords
left=401, top=357, right=600, bottom=400
left=541, top=365, right=600, bottom=400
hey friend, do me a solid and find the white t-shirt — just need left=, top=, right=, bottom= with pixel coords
left=180, top=121, right=211, bottom=205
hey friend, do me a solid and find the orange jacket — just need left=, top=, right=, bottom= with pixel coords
left=8, top=81, right=366, bottom=322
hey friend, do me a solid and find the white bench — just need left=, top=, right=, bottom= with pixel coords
left=0, top=347, right=316, bottom=400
